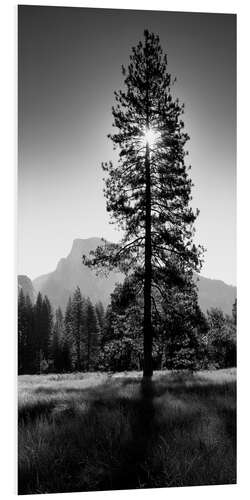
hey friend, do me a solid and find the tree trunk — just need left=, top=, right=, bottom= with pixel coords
left=143, top=141, right=153, bottom=377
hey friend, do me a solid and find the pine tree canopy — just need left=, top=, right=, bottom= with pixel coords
left=83, top=30, right=204, bottom=291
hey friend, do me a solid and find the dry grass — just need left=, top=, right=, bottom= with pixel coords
left=18, top=368, right=236, bottom=494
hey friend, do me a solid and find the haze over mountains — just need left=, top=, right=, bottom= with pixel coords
left=20, top=237, right=236, bottom=315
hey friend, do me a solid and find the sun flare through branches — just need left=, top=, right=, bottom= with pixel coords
left=141, top=127, right=160, bottom=148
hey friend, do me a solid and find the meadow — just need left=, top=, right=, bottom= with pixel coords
left=18, top=368, right=236, bottom=494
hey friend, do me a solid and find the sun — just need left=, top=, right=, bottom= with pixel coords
left=142, top=127, right=160, bottom=147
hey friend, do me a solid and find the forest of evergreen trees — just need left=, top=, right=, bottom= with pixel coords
left=18, top=279, right=236, bottom=375
left=18, top=286, right=103, bottom=374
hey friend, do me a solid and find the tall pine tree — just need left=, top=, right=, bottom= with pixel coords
left=18, top=289, right=26, bottom=374
left=34, top=292, right=43, bottom=371
left=64, top=296, right=74, bottom=370
left=84, top=31, right=203, bottom=377
left=34, top=292, right=53, bottom=371
left=71, top=287, right=85, bottom=370
left=41, top=295, right=53, bottom=360
left=95, top=301, right=105, bottom=340
left=50, top=307, right=64, bottom=372
left=24, top=294, right=35, bottom=373
left=85, top=298, right=101, bottom=371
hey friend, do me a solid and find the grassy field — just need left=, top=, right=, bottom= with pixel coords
left=18, top=368, right=236, bottom=494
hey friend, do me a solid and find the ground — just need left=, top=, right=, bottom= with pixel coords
left=18, top=368, right=236, bottom=494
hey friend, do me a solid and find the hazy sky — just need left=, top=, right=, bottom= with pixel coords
left=18, top=6, right=236, bottom=285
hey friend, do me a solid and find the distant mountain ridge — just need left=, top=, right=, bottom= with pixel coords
left=33, top=238, right=122, bottom=310
left=18, top=275, right=36, bottom=303
left=195, top=274, right=236, bottom=315
left=31, top=237, right=236, bottom=314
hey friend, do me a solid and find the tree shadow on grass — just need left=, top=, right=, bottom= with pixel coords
left=18, top=371, right=236, bottom=493
left=100, top=377, right=156, bottom=490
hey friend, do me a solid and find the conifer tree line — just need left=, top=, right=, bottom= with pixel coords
left=18, top=287, right=104, bottom=374
left=18, top=281, right=236, bottom=374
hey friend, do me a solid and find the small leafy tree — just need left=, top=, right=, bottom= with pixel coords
left=161, top=284, right=208, bottom=370
left=206, top=307, right=236, bottom=368
left=99, top=337, right=141, bottom=372
left=84, top=31, right=203, bottom=377
left=101, top=277, right=144, bottom=371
